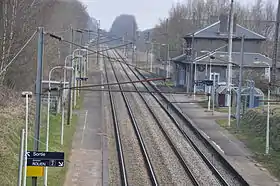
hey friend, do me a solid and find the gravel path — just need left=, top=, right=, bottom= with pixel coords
left=106, top=62, right=151, bottom=186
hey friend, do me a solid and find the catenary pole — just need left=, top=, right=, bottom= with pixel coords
left=272, top=0, right=280, bottom=85
left=236, top=35, right=245, bottom=128
left=266, top=64, right=271, bottom=154
left=132, top=22, right=135, bottom=65
left=97, top=20, right=100, bottom=64
left=227, top=0, right=234, bottom=127
left=67, top=26, right=74, bottom=125
left=32, top=27, right=44, bottom=186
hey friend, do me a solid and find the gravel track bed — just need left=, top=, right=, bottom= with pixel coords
left=104, top=91, right=121, bottom=185
left=127, top=91, right=194, bottom=185
left=138, top=72, right=242, bottom=185
left=138, top=70, right=242, bottom=185
left=112, top=58, right=220, bottom=185
left=101, top=57, right=121, bottom=185
left=115, top=62, right=193, bottom=184
left=120, top=65, right=221, bottom=185
left=170, top=101, right=241, bottom=185
left=148, top=85, right=242, bottom=185
left=107, top=64, right=151, bottom=186
left=145, top=93, right=221, bottom=185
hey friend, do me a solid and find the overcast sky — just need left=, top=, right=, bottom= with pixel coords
left=79, top=0, right=262, bottom=31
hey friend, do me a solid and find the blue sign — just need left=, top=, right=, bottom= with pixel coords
left=194, top=80, right=213, bottom=86
left=76, top=77, right=88, bottom=81
left=204, top=80, right=213, bottom=86
left=27, top=151, right=64, bottom=167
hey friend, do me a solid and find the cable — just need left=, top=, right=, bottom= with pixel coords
left=0, top=30, right=38, bottom=76
left=46, top=31, right=175, bottom=77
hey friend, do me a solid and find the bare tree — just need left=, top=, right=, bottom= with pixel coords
left=152, top=0, right=276, bottom=61
left=0, top=0, right=94, bottom=91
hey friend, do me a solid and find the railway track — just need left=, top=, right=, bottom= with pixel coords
left=103, top=50, right=128, bottom=186
left=109, top=49, right=219, bottom=185
left=111, top=48, right=249, bottom=186
left=108, top=51, right=200, bottom=185
left=104, top=49, right=158, bottom=185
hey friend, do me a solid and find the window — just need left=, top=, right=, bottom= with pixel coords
left=210, top=72, right=220, bottom=83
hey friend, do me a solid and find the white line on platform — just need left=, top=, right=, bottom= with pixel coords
left=200, top=130, right=210, bottom=139
left=81, top=110, right=88, bottom=145
left=212, top=140, right=225, bottom=154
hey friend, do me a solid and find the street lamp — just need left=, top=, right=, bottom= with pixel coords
left=161, top=43, right=170, bottom=78
left=44, top=65, right=74, bottom=186
left=201, top=50, right=216, bottom=110
left=85, top=46, right=89, bottom=76
left=254, top=61, right=271, bottom=154
left=21, top=91, right=32, bottom=186
left=66, top=54, right=83, bottom=125
left=72, top=49, right=87, bottom=106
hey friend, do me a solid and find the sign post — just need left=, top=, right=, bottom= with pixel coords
left=27, top=151, right=64, bottom=167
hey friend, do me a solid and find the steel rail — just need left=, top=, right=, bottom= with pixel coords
left=113, top=49, right=233, bottom=186
left=135, top=69, right=249, bottom=185
left=133, top=64, right=249, bottom=186
left=111, top=50, right=200, bottom=185
left=105, top=50, right=159, bottom=185
left=102, top=51, right=128, bottom=186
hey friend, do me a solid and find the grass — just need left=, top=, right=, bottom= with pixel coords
left=164, top=80, right=174, bottom=87
left=0, top=104, right=29, bottom=185
left=26, top=113, right=78, bottom=186
left=216, top=114, right=280, bottom=180
left=0, top=93, right=82, bottom=186
left=74, top=92, right=84, bottom=110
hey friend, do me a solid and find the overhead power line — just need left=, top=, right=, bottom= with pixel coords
left=0, top=30, right=38, bottom=76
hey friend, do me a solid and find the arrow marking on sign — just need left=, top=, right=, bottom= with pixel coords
left=26, top=152, right=30, bottom=157
left=58, top=162, right=64, bottom=167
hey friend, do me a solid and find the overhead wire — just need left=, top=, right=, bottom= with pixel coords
left=0, top=30, right=38, bottom=76
left=45, top=32, right=156, bottom=75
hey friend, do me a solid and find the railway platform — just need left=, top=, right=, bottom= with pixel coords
left=64, top=69, right=105, bottom=186
left=167, top=94, right=280, bottom=186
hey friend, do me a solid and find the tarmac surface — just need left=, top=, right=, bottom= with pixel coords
left=64, top=69, right=105, bottom=186
left=169, top=94, right=280, bottom=186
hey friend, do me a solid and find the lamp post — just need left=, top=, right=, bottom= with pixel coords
left=21, top=91, right=32, bottom=186
left=254, top=61, right=271, bottom=154
left=201, top=50, right=216, bottom=110
left=152, top=43, right=166, bottom=72
left=227, top=0, right=234, bottom=127
left=44, top=65, right=73, bottom=186
left=62, top=54, right=81, bottom=144
left=66, top=54, right=83, bottom=124
left=86, top=45, right=89, bottom=77
left=150, top=42, right=155, bottom=72
left=161, top=43, right=170, bottom=78
left=72, top=49, right=87, bottom=107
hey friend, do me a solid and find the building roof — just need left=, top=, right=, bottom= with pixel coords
left=172, top=52, right=273, bottom=68
left=241, top=87, right=264, bottom=96
left=184, top=21, right=266, bottom=40
left=172, top=53, right=190, bottom=62
left=201, top=52, right=272, bottom=67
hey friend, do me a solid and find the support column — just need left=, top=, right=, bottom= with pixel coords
left=186, top=64, right=189, bottom=92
